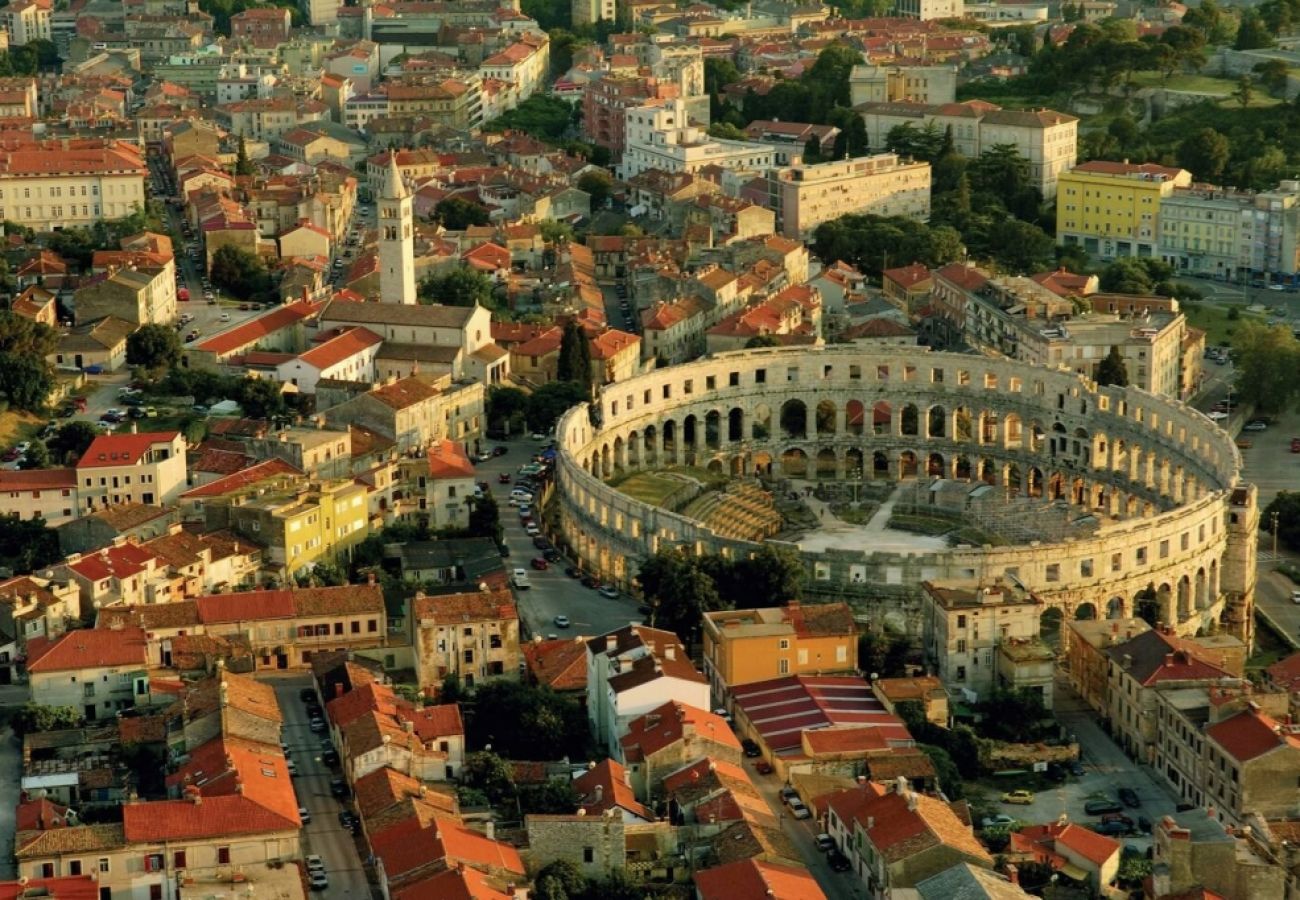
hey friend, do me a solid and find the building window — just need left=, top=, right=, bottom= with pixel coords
left=217, top=848, right=230, bottom=865
left=778, top=658, right=789, bottom=674
left=351, top=621, right=360, bottom=634
left=368, top=619, right=377, bottom=632
left=99, top=859, right=110, bottom=874
left=173, top=851, right=186, bottom=869
left=583, top=847, right=594, bottom=863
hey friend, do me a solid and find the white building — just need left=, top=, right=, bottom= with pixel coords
left=276, top=326, right=382, bottom=394
left=620, top=98, right=776, bottom=181
left=0, top=0, right=51, bottom=46
left=586, top=624, right=711, bottom=755
left=75, top=431, right=187, bottom=512
left=857, top=101, right=1077, bottom=199
left=770, top=154, right=932, bottom=239
left=378, top=154, right=416, bottom=305
left=895, top=0, right=965, bottom=18
left=0, top=141, right=147, bottom=231
left=921, top=581, right=1042, bottom=701
left=1159, top=180, right=1300, bottom=280
left=849, top=65, right=957, bottom=106
left=27, top=626, right=151, bottom=720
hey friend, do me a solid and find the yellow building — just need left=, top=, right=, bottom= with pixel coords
left=702, top=601, right=858, bottom=701
left=1057, top=161, right=1192, bottom=261
left=0, top=141, right=148, bottom=231
left=226, top=478, right=370, bottom=579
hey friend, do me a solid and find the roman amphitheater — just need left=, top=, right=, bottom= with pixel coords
left=553, top=346, right=1258, bottom=643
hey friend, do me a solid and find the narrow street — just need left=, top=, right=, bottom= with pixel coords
left=263, top=673, right=374, bottom=900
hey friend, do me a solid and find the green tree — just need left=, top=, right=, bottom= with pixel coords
left=858, top=630, right=911, bottom=678
left=533, top=860, right=588, bottom=900
left=1233, top=74, right=1256, bottom=108
left=1233, top=320, right=1300, bottom=413
left=1095, top=345, right=1130, bottom=386
left=234, top=135, right=255, bottom=177
left=419, top=266, right=495, bottom=309
left=17, top=440, right=49, bottom=470
left=0, top=514, right=60, bottom=573
left=434, top=197, right=491, bottom=230
left=576, top=170, right=614, bottom=209
left=484, top=94, right=576, bottom=141
left=918, top=744, right=963, bottom=799
left=233, top=376, right=286, bottom=419
left=704, top=57, right=741, bottom=96
left=985, top=219, right=1055, bottom=273
left=465, top=681, right=589, bottom=760
left=467, top=493, right=502, bottom=544
left=732, top=545, right=805, bottom=605
left=487, top=385, right=529, bottom=434
left=526, top=380, right=588, bottom=432
left=539, top=220, right=574, bottom=244
left=974, top=689, right=1051, bottom=743
left=11, top=703, right=81, bottom=736
left=1180, top=126, right=1227, bottom=180
left=1236, top=10, right=1275, bottom=50
left=556, top=320, right=592, bottom=389
left=1262, top=491, right=1300, bottom=552
left=210, top=245, right=273, bottom=300
left=0, top=353, right=53, bottom=413
left=1255, top=58, right=1291, bottom=94
left=126, top=324, right=183, bottom=375
left=461, top=750, right=516, bottom=804
left=48, top=421, right=99, bottom=465
left=518, top=779, right=579, bottom=815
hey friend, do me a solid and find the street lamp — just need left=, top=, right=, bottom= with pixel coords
left=1272, top=511, right=1280, bottom=557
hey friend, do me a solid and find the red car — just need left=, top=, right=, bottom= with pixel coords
left=530, top=557, right=548, bottom=571
left=754, top=760, right=773, bottom=775
left=498, top=473, right=512, bottom=483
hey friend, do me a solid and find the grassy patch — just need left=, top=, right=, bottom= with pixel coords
left=1277, top=562, right=1300, bottom=585
left=886, top=514, right=954, bottom=536
left=1130, top=72, right=1237, bottom=94
left=1183, top=303, right=1265, bottom=347
left=949, top=526, right=1007, bottom=547
left=1248, top=611, right=1292, bottom=671
left=830, top=502, right=880, bottom=525
left=0, top=409, right=44, bottom=448
left=614, top=471, right=695, bottom=508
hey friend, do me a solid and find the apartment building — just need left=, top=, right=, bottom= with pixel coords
left=0, top=141, right=148, bottom=230
left=322, top=374, right=485, bottom=455
left=1159, top=180, right=1300, bottom=279
left=618, top=700, right=741, bottom=797
left=480, top=37, right=550, bottom=111
left=767, top=154, right=932, bottom=239
left=0, top=0, right=51, bottom=45
left=0, top=76, right=38, bottom=117
left=1057, top=161, right=1193, bottom=260
left=74, top=265, right=176, bottom=327
left=225, top=478, right=370, bottom=579
left=920, top=581, right=1041, bottom=702
left=215, top=96, right=325, bottom=142
left=26, top=625, right=151, bottom=719
left=620, top=97, right=775, bottom=181
left=583, top=73, right=680, bottom=159
left=230, top=6, right=291, bottom=47
left=895, top=0, right=965, bottom=18
left=586, top=624, right=710, bottom=755
left=702, top=601, right=857, bottom=701
left=412, top=587, right=520, bottom=690
left=75, top=432, right=186, bottom=512
left=572, top=0, right=616, bottom=27
left=849, top=65, right=956, bottom=106
left=1065, top=617, right=1151, bottom=714
left=858, top=101, right=1076, bottom=199
left=0, top=469, right=77, bottom=527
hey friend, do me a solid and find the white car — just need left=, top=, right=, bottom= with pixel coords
left=305, top=856, right=325, bottom=874
left=525, top=524, right=541, bottom=537
left=1207, top=411, right=1228, bottom=421
left=512, top=568, right=531, bottom=590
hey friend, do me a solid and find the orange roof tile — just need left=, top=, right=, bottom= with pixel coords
left=427, top=439, right=475, bottom=479
left=297, top=326, right=382, bottom=371
left=180, top=458, right=301, bottom=498
left=1206, top=708, right=1300, bottom=763
left=621, top=701, right=738, bottom=761
left=26, top=626, right=149, bottom=673
left=573, top=759, right=652, bottom=820
left=76, top=432, right=180, bottom=469
left=522, top=638, right=587, bottom=692
left=694, top=859, right=827, bottom=900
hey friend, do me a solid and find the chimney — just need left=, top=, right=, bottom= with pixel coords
left=403, top=720, right=414, bottom=734
left=907, top=791, right=917, bottom=811
left=606, top=635, right=617, bottom=653
left=1123, top=653, right=1133, bottom=669
left=367, top=572, right=376, bottom=585
left=664, top=644, right=675, bottom=661
left=1005, top=864, right=1019, bottom=885
left=1164, top=653, right=1175, bottom=667
left=594, top=784, right=604, bottom=804
left=334, top=682, right=343, bottom=698
left=867, top=816, right=874, bottom=829
left=1207, top=805, right=1216, bottom=819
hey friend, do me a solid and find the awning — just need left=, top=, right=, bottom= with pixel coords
left=1058, top=863, right=1089, bottom=882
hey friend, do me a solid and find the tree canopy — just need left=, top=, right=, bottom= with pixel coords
left=434, top=197, right=491, bottom=230
left=126, top=324, right=183, bottom=375
left=556, top=320, right=592, bottom=391
left=463, top=681, right=590, bottom=760
left=1095, top=346, right=1130, bottom=387
left=1232, top=320, right=1300, bottom=414
left=419, top=266, right=496, bottom=310
left=210, top=245, right=275, bottom=302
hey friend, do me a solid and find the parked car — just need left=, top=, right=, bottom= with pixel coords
left=1100, top=813, right=1134, bottom=828
left=815, top=834, right=835, bottom=852
left=779, top=787, right=799, bottom=804
left=565, top=566, right=583, bottom=578
left=530, top=557, right=548, bottom=571
left=1137, top=815, right=1153, bottom=834
left=788, top=798, right=811, bottom=820
left=305, top=856, right=325, bottom=874
left=512, top=568, right=531, bottom=589
left=322, top=749, right=339, bottom=767
left=1091, top=820, right=1133, bottom=837
left=498, top=473, right=512, bottom=483
left=309, top=717, right=326, bottom=733
left=1084, top=799, right=1124, bottom=815
left=329, top=778, right=349, bottom=799
left=553, top=615, right=570, bottom=628
left=300, top=688, right=317, bottom=702
left=581, top=575, right=598, bottom=589
left=1118, top=787, right=1140, bottom=808
left=741, top=738, right=761, bottom=758
left=981, top=814, right=1018, bottom=829
left=1001, top=789, right=1035, bottom=805
left=543, top=549, right=561, bottom=562
left=298, top=807, right=311, bottom=824
left=826, top=848, right=851, bottom=872
left=754, top=760, right=773, bottom=775
left=599, top=584, right=619, bottom=599
left=532, top=536, right=550, bottom=550
left=525, top=524, right=540, bottom=537
left=309, top=874, right=329, bottom=891
left=1070, top=759, right=1085, bottom=777
left=492, top=446, right=508, bottom=456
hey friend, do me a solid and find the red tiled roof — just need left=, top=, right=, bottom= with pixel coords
left=1071, top=160, right=1186, bottom=179
left=194, top=590, right=296, bottom=623
left=76, top=432, right=180, bottom=469
left=1206, top=709, right=1300, bottom=763
left=522, top=638, right=587, bottom=692
left=297, top=326, right=382, bottom=371
left=0, top=468, right=76, bottom=491
left=573, top=759, right=652, bottom=820
left=694, top=859, right=827, bottom=900
left=67, top=542, right=158, bottom=583
left=0, top=877, right=99, bottom=900
left=16, top=798, right=69, bottom=832
left=370, top=812, right=524, bottom=882
left=427, top=439, right=474, bottom=479
left=26, top=626, right=149, bottom=673
left=730, top=675, right=909, bottom=755
left=180, top=458, right=302, bottom=498
left=1266, top=651, right=1300, bottom=692
left=393, top=866, right=513, bottom=900
left=883, top=263, right=932, bottom=290
left=621, top=701, right=738, bottom=761
left=194, top=300, right=319, bottom=355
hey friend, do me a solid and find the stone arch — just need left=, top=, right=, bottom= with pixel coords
left=601, top=443, right=612, bottom=478
left=873, top=402, right=892, bottom=436
left=1195, top=567, right=1209, bottom=610
left=845, top=448, right=864, bottom=479
left=978, top=458, right=996, bottom=485
left=643, top=424, right=658, bottom=465
left=816, top=448, right=838, bottom=480
left=873, top=450, right=890, bottom=478
left=953, top=406, right=973, bottom=442
left=728, top=407, right=745, bottom=443
left=1040, top=607, right=1064, bottom=649
left=928, top=405, right=947, bottom=438
left=781, top=447, right=808, bottom=478
left=1027, top=466, right=1043, bottom=498
left=1106, top=596, right=1126, bottom=618
left=627, top=430, right=640, bottom=468
left=753, top=404, right=772, bottom=441
left=901, top=403, right=919, bottom=436
left=1210, top=559, right=1219, bottom=601
left=1004, top=413, right=1023, bottom=448
left=705, top=409, right=722, bottom=451
left=1029, top=420, right=1045, bottom=453
left=1156, top=583, right=1174, bottom=625
left=612, top=435, right=625, bottom=473
left=1071, top=477, right=1086, bottom=505
left=662, top=419, right=677, bottom=457
left=954, top=454, right=972, bottom=481
left=753, top=450, right=773, bottom=476
left=899, top=450, right=918, bottom=479
left=683, top=414, right=698, bottom=452
left=979, top=409, right=999, bottom=445
left=1177, top=574, right=1192, bottom=621
left=1006, top=462, right=1023, bottom=496
left=780, top=399, right=807, bottom=440
left=846, top=400, right=865, bottom=436
left=816, top=400, right=837, bottom=435
left=1047, top=472, right=1065, bottom=501
left=927, top=452, right=945, bottom=477
left=1075, top=602, right=1097, bottom=620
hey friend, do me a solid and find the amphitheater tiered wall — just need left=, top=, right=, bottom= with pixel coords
left=554, top=347, right=1257, bottom=642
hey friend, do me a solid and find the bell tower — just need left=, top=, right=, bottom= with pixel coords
left=378, top=154, right=416, bottom=305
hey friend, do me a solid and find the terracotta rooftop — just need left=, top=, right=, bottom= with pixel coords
left=573, top=758, right=652, bottom=820
left=26, top=626, right=149, bottom=673
left=620, top=700, right=739, bottom=762
left=412, top=588, right=516, bottom=625
left=522, top=637, right=587, bottom=692
left=694, top=858, right=827, bottom=900
left=76, top=432, right=179, bottom=469
left=1206, top=708, right=1300, bottom=763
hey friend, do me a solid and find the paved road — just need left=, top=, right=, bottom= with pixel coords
left=0, top=686, right=23, bottom=879
left=469, top=438, right=645, bottom=640
left=264, top=673, right=374, bottom=900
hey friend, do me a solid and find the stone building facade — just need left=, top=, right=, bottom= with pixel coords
left=554, top=347, right=1255, bottom=645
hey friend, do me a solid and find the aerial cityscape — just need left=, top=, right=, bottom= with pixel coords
left=0, top=0, right=1299, bottom=897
